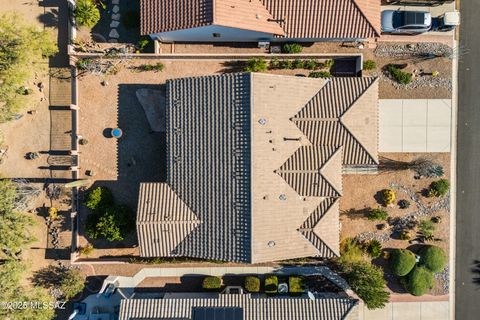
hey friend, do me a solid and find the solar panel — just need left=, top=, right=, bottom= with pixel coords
left=192, top=307, right=243, bottom=320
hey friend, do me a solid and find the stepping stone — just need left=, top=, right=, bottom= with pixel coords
left=112, top=0, right=119, bottom=4
left=112, top=5, right=120, bottom=13
left=109, top=29, right=120, bottom=38
left=111, top=13, right=120, bottom=21
left=110, top=20, right=120, bottom=28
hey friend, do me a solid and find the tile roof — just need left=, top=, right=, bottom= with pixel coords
left=140, top=0, right=213, bottom=35
left=136, top=183, right=201, bottom=257
left=276, top=146, right=343, bottom=197
left=166, top=73, right=252, bottom=262
left=292, top=77, right=379, bottom=165
left=298, top=197, right=341, bottom=256
left=119, top=294, right=359, bottom=320
left=261, top=0, right=380, bottom=39
left=140, top=0, right=380, bottom=39
left=136, top=73, right=378, bottom=263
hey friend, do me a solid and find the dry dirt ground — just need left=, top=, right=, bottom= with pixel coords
left=340, top=152, right=450, bottom=296
left=0, top=1, right=73, bottom=289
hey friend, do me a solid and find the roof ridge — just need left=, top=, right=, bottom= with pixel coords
left=339, top=77, right=379, bottom=164
left=319, top=148, right=343, bottom=196
left=351, top=0, right=381, bottom=37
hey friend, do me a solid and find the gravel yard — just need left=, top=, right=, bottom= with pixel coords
left=340, top=152, right=451, bottom=296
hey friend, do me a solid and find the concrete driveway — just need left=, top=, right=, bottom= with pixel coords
left=379, top=99, right=451, bottom=152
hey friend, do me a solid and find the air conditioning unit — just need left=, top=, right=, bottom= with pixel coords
left=258, top=41, right=270, bottom=49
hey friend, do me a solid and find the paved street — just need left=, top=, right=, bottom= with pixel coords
left=455, top=0, right=480, bottom=318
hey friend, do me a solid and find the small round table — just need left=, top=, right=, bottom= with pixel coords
left=111, top=128, right=123, bottom=139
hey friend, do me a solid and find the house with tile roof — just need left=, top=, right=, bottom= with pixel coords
left=119, top=293, right=359, bottom=320
left=140, top=0, right=381, bottom=42
left=136, top=73, right=378, bottom=263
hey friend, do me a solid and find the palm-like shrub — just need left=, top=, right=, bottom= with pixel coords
left=363, top=60, right=376, bottom=70
left=342, top=261, right=390, bottom=309
left=389, top=249, right=416, bottom=276
left=74, top=0, right=100, bottom=28
left=428, top=179, right=450, bottom=197
left=366, top=240, right=382, bottom=258
left=367, top=208, right=388, bottom=221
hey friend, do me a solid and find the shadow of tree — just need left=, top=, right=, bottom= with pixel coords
left=471, top=260, right=480, bottom=287
left=31, top=265, right=63, bottom=289
left=340, top=208, right=371, bottom=220
left=38, top=9, right=59, bottom=27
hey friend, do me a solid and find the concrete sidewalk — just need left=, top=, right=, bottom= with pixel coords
left=360, top=301, right=449, bottom=320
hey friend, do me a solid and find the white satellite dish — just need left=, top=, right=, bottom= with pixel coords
left=307, top=291, right=315, bottom=301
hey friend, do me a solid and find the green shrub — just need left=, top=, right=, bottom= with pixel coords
left=406, top=266, right=434, bottom=296
left=269, top=58, right=280, bottom=69
left=429, top=179, right=450, bottom=197
left=292, top=59, right=304, bottom=69
left=85, top=205, right=135, bottom=241
left=279, top=60, right=294, bottom=69
left=368, top=208, right=388, bottom=221
left=342, top=261, right=390, bottom=309
left=244, top=58, right=268, bottom=72
left=419, top=245, right=446, bottom=273
left=304, top=60, right=318, bottom=70
left=382, top=189, right=395, bottom=206
left=74, top=0, right=100, bottom=28
left=399, top=230, right=412, bottom=240
left=137, top=37, right=150, bottom=52
left=387, top=64, right=413, bottom=85
left=202, top=276, right=221, bottom=290
left=265, top=275, right=278, bottom=294
left=338, top=238, right=364, bottom=264
left=389, top=249, right=416, bottom=276
left=398, top=199, right=410, bottom=209
left=363, top=60, right=376, bottom=70
left=288, top=276, right=305, bottom=293
left=308, top=71, right=331, bottom=78
left=76, top=58, right=94, bottom=71
left=419, top=220, right=436, bottom=241
left=84, top=186, right=113, bottom=210
left=366, top=240, right=382, bottom=258
left=60, top=269, right=85, bottom=300
left=244, top=276, right=260, bottom=293
left=122, top=10, right=140, bottom=29
left=282, top=43, right=302, bottom=54
left=323, top=59, right=334, bottom=69
left=135, top=63, right=164, bottom=72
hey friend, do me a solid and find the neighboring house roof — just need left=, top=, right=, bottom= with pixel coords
left=140, top=0, right=380, bottom=39
left=136, top=73, right=378, bottom=263
left=118, top=294, right=358, bottom=320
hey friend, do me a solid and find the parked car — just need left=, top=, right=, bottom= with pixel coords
left=381, top=10, right=432, bottom=34
left=384, top=0, right=453, bottom=6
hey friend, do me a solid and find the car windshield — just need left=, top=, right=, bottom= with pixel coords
left=392, top=11, right=405, bottom=29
